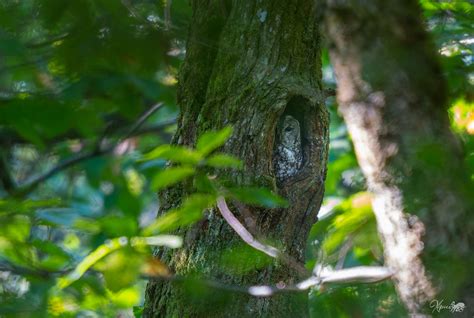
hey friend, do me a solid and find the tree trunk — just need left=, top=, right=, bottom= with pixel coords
left=324, top=0, right=474, bottom=315
left=143, top=1, right=329, bottom=317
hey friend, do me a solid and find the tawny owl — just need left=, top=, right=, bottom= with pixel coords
left=274, top=115, right=303, bottom=182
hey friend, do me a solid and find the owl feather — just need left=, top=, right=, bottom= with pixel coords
left=274, top=115, right=303, bottom=182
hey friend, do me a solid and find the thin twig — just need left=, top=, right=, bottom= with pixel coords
left=147, top=265, right=392, bottom=297
left=0, top=118, right=176, bottom=146
left=0, top=262, right=63, bottom=279
left=129, top=119, right=177, bottom=136
left=217, top=197, right=309, bottom=277
left=12, top=103, right=166, bottom=197
left=1, top=257, right=391, bottom=298
left=26, top=33, right=70, bottom=49
left=217, top=197, right=280, bottom=258
left=120, top=103, right=164, bottom=141
left=216, top=196, right=393, bottom=288
left=0, top=55, right=52, bottom=74
left=336, top=235, right=353, bottom=270
left=164, top=0, right=172, bottom=30
left=13, top=149, right=105, bottom=197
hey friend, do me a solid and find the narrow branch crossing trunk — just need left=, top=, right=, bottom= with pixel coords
left=324, top=0, right=474, bottom=315
left=144, top=1, right=329, bottom=317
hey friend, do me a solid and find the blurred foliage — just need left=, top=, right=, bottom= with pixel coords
left=0, top=0, right=472, bottom=317
left=308, top=1, right=473, bottom=316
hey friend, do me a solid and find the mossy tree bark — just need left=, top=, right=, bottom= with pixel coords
left=144, top=1, right=329, bottom=317
left=323, top=0, right=474, bottom=315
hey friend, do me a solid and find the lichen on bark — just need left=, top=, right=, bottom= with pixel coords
left=323, top=0, right=474, bottom=314
left=143, top=0, right=329, bottom=317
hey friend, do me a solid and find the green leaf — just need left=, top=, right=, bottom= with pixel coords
left=206, top=153, right=243, bottom=169
left=109, top=286, right=142, bottom=308
left=142, top=194, right=216, bottom=235
left=141, top=145, right=203, bottom=165
left=0, top=215, right=31, bottom=242
left=57, top=237, right=125, bottom=289
left=325, top=153, right=357, bottom=195
left=73, top=218, right=101, bottom=233
left=228, top=187, right=288, bottom=208
left=133, top=306, right=144, bottom=318
left=95, top=248, right=143, bottom=292
left=193, top=173, right=218, bottom=194
left=0, top=198, right=62, bottom=215
left=99, top=215, right=139, bottom=237
left=32, top=239, right=70, bottom=258
left=196, top=126, right=233, bottom=156
left=151, top=166, right=195, bottom=190
left=57, top=234, right=182, bottom=289
left=0, top=99, right=104, bottom=145
left=323, top=192, right=375, bottom=254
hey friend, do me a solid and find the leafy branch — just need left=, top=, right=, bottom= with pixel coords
left=216, top=196, right=393, bottom=293
left=8, top=103, right=167, bottom=197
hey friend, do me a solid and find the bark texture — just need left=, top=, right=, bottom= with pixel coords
left=144, top=1, right=329, bottom=317
left=324, top=0, right=474, bottom=315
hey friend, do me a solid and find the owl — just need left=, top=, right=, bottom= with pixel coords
left=274, top=115, right=303, bottom=182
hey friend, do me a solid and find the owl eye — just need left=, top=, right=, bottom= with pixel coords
left=284, top=127, right=293, bottom=132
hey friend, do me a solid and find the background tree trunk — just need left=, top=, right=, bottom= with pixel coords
left=144, top=1, right=329, bottom=317
left=324, top=0, right=474, bottom=315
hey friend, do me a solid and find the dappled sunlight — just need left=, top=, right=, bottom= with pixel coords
left=0, top=0, right=472, bottom=317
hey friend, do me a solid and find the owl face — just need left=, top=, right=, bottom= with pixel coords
left=281, top=116, right=300, bottom=148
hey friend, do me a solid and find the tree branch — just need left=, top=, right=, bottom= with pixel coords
left=26, top=33, right=70, bottom=49
left=217, top=197, right=309, bottom=277
left=0, top=261, right=62, bottom=279
left=11, top=103, right=166, bottom=197
left=216, top=196, right=393, bottom=292
left=120, top=103, right=164, bottom=141
left=0, top=117, right=176, bottom=147
left=148, top=265, right=392, bottom=297
left=13, top=149, right=106, bottom=197
left=0, top=149, right=15, bottom=194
